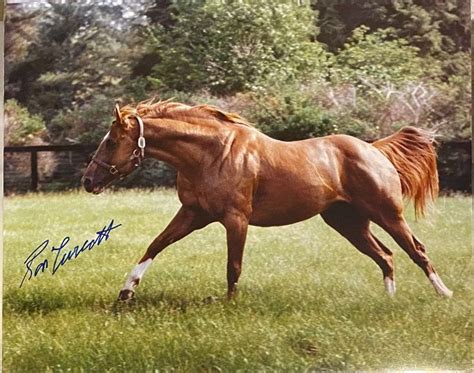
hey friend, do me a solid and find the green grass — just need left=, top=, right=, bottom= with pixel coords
left=3, top=190, right=472, bottom=371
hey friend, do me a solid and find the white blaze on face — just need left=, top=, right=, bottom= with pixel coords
left=102, top=131, right=111, bottom=144
left=121, top=258, right=153, bottom=292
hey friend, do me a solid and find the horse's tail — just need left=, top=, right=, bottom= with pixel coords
left=372, top=126, right=439, bottom=218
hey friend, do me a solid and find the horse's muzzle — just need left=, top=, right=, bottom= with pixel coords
left=82, top=176, right=94, bottom=193
left=82, top=176, right=104, bottom=194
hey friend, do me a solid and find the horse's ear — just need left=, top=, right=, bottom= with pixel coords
left=113, top=104, right=123, bottom=124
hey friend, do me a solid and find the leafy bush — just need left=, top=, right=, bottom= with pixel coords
left=4, top=99, right=46, bottom=145
left=48, top=94, right=115, bottom=144
left=331, top=26, right=439, bottom=87
left=147, top=2, right=329, bottom=94
left=426, top=52, right=471, bottom=140
left=237, top=84, right=371, bottom=141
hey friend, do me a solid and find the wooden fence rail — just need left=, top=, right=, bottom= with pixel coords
left=4, top=144, right=97, bottom=192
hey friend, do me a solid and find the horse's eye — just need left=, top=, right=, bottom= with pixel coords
left=106, top=138, right=117, bottom=149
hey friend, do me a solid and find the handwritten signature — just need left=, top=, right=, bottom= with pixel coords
left=20, top=219, right=122, bottom=288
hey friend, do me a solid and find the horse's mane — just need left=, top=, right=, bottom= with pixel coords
left=119, top=98, right=253, bottom=128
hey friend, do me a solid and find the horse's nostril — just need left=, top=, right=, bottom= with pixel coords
left=82, top=177, right=93, bottom=192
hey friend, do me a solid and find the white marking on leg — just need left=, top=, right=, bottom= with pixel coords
left=384, top=277, right=396, bottom=297
left=121, top=259, right=153, bottom=292
left=429, top=273, right=453, bottom=298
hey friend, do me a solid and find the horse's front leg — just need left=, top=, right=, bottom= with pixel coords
left=118, top=206, right=212, bottom=301
left=223, top=210, right=249, bottom=300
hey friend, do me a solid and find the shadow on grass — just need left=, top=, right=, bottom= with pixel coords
left=109, top=291, right=225, bottom=315
left=4, top=286, right=226, bottom=316
left=4, top=279, right=414, bottom=318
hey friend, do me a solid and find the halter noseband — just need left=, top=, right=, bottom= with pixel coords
left=92, top=115, right=146, bottom=178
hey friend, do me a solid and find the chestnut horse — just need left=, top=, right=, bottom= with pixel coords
left=82, top=99, right=453, bottom=301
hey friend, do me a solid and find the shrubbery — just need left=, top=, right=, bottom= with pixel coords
left=4, top=99, right=46, bottom=145
left=4, top=1, right=471, bottom=190
left=48, top=94, right=116, bottom=144
left=330, top=27, right=430, bottom=87
left=147, top=2, right=328, bottom=94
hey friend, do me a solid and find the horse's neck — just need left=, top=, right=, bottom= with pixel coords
left=143, top=117, right=224, bottom=177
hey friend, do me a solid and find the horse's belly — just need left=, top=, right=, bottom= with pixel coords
left=249, top=186, right=338, bottom=227
left=249, top=207, right=319, bottom=226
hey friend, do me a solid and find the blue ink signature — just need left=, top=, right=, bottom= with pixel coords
left=20, top=219, right=121, bottom=288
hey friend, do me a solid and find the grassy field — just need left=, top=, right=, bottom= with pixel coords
left=3, top=190, right=472, bottom=371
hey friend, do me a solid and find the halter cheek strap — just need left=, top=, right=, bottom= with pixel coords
left=136, top=115, right=146, bottom=158
left=92, top=114, right=146, bottom=178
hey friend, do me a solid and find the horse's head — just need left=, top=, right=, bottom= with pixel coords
left=82, top=104, right=145, bottom=194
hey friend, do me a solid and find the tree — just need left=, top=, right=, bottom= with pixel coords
left=4, top=7, right=40, bottom=79
left=5, top=2, right=145, bottom=144
left=330, top=26, right=433, bottom=87
left=313, top=0, right=470, bottom=57
left=143, top=1, right=329, bottom=95
left=6, top=2, right=132, bottom=123
left=4, top=99, right=46, bottom=146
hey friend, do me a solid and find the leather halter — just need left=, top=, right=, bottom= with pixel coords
left=92, top=115, right=146, bottom=178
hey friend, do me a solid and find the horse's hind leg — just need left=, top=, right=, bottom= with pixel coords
left=321, top=202, right=396, bottom=296
left=376, top=214, right=453, bottom=298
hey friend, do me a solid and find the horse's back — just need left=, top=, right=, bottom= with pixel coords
left=249, top=133, right=401, bottom=226
left=175, top=127, right=402, bottom=227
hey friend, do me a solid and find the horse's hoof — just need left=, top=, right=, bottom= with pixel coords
left=429, top=273, right=453, bottom=298
left=118, top=289, right=135, bottom=301
left=384, top=277, right=396, bottom=297
left=226, top=290, right=239, bottom=301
